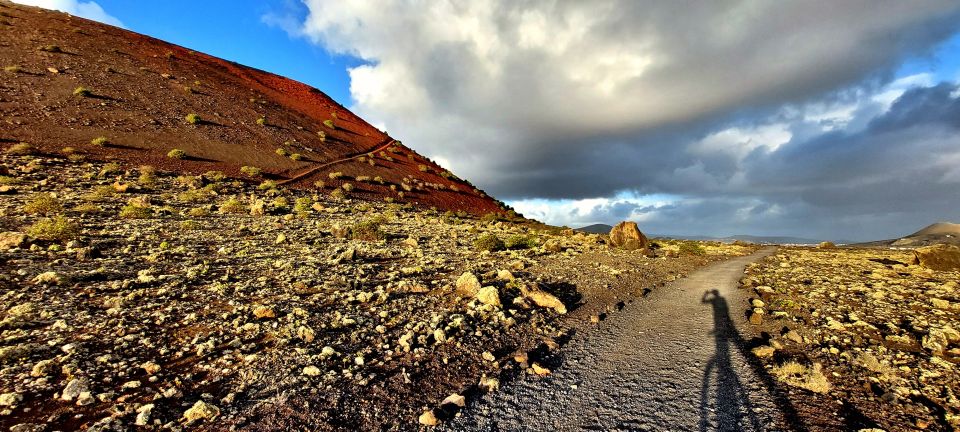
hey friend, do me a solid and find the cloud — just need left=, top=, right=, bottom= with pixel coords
left=12, top=0, right=124, bottom=28
left=297, top=1, right=960, bottom=240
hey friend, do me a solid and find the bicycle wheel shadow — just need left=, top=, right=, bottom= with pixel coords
left=698, top=289, right=809, bottom=432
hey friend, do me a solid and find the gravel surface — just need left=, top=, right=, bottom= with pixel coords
left=445, top=248, right=796, bottom=432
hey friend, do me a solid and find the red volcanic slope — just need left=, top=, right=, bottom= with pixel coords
left=0, top=1, right=506, bottom=215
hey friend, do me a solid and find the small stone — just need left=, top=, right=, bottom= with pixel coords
left=401, top=236, right=418, bottom=248
left=183, top=400, right=220, bottom=422
left=31, top=359, right=55, bottom=377
left=61, top=377, right=89, bottom=401
left=456, top=272, right=482, bottom=296
left=481, top=351, right=495, bottom=362
left=76, top=391, right=94, bottom=406
left=476, top=286, right=501, bottom=307
left=141, top=361, right=161, bottom=375
left=751, top=299, right=765, bottom=308
left=253, top=306, right=276, bottom=319
left=783, top=330, right=803, bottom=344
left=531, top=362, right=551, bottom=376
left=478, top=376, right=500, bottom=392
left=275, top=233, right=287, bottom=244
left=751, top=345, right=776, bottom=358
left=302, top=366, right=322, bottom=376
left=32, top=271, right=63, bottom=285
left=419, top=409, right=439, bottom=426
left=441, top=393, right=465, bottom=408
left=496, top=269, right=514, bottom=281
left=749, top=309, right=764, bottom=325
left=136, top=404, right=154, bottom=426
left=0, top=232, right=28, bottom=250
left=0, top=392, right=22, bottom=407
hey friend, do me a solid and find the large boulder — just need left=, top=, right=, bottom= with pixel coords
left=608, top=221, right=648, bottom=250
left=913, top=244, right=960, bottom=271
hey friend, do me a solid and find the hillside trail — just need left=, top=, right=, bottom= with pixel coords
left=444, top=247, right=805, bottom=432
left=277, top=138, right=397, bottom=186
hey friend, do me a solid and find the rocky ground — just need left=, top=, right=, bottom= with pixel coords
left=0, top=150, right=754, bottom=431
left=742, top=247, right=960, bottom=431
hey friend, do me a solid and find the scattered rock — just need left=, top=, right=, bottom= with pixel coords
left=913, top=244, right=960, bottom=271
left=61, top=377, right=89, bottom=401
left=0, top=232, right=27, bottom=249
left=32, top=271, right=63, bottom=285
left=183, top=400, right=220, bottom=422
left=475, top=286, right=501, bottom=307
left=751, top=345, right=776, bottom=358
left=253, top=306, right=276, bottom=319
left=418, top=409, right=439, bottom=426
left=456, top=272, right=482, bottom=296
left=608, top=221, right=649, bottom=251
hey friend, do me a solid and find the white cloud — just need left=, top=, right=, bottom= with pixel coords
left=12, top=0, right=124, bottom=28
left=298, top=0, right=960, bottom=197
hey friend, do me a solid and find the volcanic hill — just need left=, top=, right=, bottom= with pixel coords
left=0, top=1, right=505, bottom=215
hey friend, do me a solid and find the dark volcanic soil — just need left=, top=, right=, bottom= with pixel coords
left=0, top=153, right=757, bottom=431
left=0, top=0, right=504, bottom=215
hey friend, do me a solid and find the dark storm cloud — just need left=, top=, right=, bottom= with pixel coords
left=298, top=0, right=960, bottom=240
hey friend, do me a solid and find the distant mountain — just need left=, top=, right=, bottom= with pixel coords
left=859, top=222, right=960, bottom=247
left=652, top=234, right=827, bottom=245
left=574, top=224, right=832, bottom=245
left=575, top=224, right=614, bottom=234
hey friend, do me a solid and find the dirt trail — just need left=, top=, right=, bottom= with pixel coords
left=445, top=248, right=801, bottom=432
left=277, top=138, right=396, bottom=186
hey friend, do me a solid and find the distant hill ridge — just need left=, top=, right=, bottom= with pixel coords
left=574, top=224, right=828, bottom=245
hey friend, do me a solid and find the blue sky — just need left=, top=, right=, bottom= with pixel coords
left=94, top=0, right=358, bottom=104
left=15, top=0, right=960, bottom=241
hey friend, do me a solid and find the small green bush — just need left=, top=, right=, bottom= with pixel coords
left=258, top=180, right=278, bottom=190
left=505, top=234, right=537, bottom=250
left=293, top=197, right=312, bottom=214
left=24, top=193, right=63, bottom=215
left=219, top=197, right=246, bottom=214
left=317, top=131, right=326, bottom=142
left=275, top=148, right=289, bottom=157
left=185, top=113, right=201, bottom=124
left=289, top=153, right=302, bottom=161
left=329, top=188, right=345, bottom=200
left=91, top=136, right=109, bottom=147
left=180, top=220, right=200, bottom=231
left=341, top=183, right=354, bottom=192
left=74, top=202, right=100, bottom=214
left=204, top=171, right=226, bottom=182
left=187, top=207, right=210, bottom=217
left=256, top=117, right=266, bottom=126
left=138, top=166, right=157, bottom=185
left=314, top=180, right=326, bottom=189
left=480, top=212, right=500, bottom=223
left=167, top=149, right=187, bottom=159
left=240, top=166, right=262, bottom=177
left=474, top=234, right=505, bottom=252
left=418, top=164, right=429, bottom=172
left=40, top=45, right=63, bottom=53
left=328, top=172, right=343, bottom=180
left=4, top=65, right=22, bottom=73
left=119, top=204, right=152, bottom=219
left=351, top=219, right=386, bottom=241
left=73, top=87, right=92, bottom=97
left=323, top=119, right=335, bottom=129
left=271, top=196, right=289, bottom=211
left=6, top=143, right=33, bottom=155
left=83, top=185, right=116, bottom=202
left=678, top=242, right=706, bottom=256
left=27, top=216, right=79, bottom=241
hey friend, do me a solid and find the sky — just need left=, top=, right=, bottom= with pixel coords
left=15, top=0, right=960, bottom=242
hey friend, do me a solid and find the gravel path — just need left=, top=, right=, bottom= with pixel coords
left=445, top=248, right=801, bottom=432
